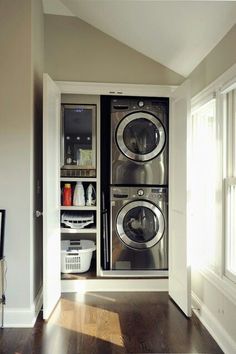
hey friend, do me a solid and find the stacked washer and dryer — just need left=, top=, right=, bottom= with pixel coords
left=109, top=97, right=169, bottom=274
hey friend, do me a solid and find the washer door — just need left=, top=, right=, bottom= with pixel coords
left=116, top=112, right=166, bottom=162
left=116, top=200, right=165, bottom=250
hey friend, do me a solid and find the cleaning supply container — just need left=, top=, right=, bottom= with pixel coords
left=86, top=184, right=96, bottom=206
left=61, top=240, right=96, bottom=273
left=63, top=183, right=72, bottom=206
left=73, top=181, right=85, bottom=206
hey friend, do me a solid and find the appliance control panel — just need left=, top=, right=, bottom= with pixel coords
left=111, top=186, right=167, bottom=201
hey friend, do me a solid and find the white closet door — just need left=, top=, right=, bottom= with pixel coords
left=169, top=80, right=191, bottom=317
left=43, top=74, right=61, bottom=320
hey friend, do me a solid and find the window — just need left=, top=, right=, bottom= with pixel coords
left=190, top=98, right=222, bottom=273
left=224, top=88, right=236, bottom=283
left=190, top=66, right=236, bottom=297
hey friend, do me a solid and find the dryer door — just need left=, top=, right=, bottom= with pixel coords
left=116, top=112, right=166, bottom=162
left=116, top=200, right=165, bottom=250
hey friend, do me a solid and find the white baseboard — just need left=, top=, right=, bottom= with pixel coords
left=192, top=292, right=236, bottom=354
left=61, top=278, right=168, bottom=293
left=4, top=286, right=43, bottom=328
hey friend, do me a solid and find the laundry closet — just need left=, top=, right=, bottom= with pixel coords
left=43, top=75, right=191, bottom=320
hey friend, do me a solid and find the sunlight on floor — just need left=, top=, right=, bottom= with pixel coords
left=75, top=292, right=117, bottom=302
left=47, top=298, right=124, bottom=347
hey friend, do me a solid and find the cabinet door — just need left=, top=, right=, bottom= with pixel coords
left=43, top=74, right=61, bottom=320
left=169, top=80, right=191, bottom=317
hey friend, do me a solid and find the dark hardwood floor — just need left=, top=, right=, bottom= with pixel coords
left=0, top=292, right=223, bottom=354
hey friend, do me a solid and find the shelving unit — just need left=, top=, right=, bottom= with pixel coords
left=60, top=227, right=97, bottom=234
left=60, top=206, right=97, bottom=210
left=59, top=94, right=101, bottom=285
left=60, top=177, right=97, bottom=182
left=60, top=176, right=100, bottom=280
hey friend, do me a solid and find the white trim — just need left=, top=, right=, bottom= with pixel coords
left=4, top=287, right=43, bottom=328
left=225, top=270, right=236, bottom=284
left=101, top=270, right=168, bottom=277
left=55, top=80, right=177, bottom=97
left=192, top=292, right=236, bottom=354
left=217, top=89, right=225, bottom=279
left=191, top=62, right=236, bottom=106
left=95, top=95, right=101, bottom=277
left=224, top=175, right=236, bottom=283
left=169, top=79, right=192, bottom=317
left=221, top=79, right=236, bottom=95
left=61, top=278, right=168, bottom=293
left=200, top=268, right=236, bottom=306
left=224, top=177, right=236, bottom=196
left=191, top=91, right=216, bottom=112
left=190, top=62, right=236, bottom=305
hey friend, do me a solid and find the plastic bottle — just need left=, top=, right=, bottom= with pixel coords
left=86, top=184, right=96, bottom=206
left=66, top=145, right=72, bottom=165
left=63, top=183, right=72, bottom=206
left=73, top=181, right=85, bottom=206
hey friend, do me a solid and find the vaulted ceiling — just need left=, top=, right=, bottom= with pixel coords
left=43, top=0, right=236, bottom=77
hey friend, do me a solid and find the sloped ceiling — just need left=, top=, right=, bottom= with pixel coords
left=43, top=0, right=236, bottom=77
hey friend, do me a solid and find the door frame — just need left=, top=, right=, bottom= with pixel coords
left=44, top=75, right=191, bottom=315
left=56, top=81, right=177, bottom=97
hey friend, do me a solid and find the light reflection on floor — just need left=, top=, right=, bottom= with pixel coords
left=47, top=297, right=124, bottom=347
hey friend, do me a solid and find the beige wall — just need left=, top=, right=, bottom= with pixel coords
left=44, top=14, right=184, bottom=85
left=0, top=0, right=32, bottom=309
left=0, top=0, right=44, bottom=322
left=189, top=24, right=236, bottom=97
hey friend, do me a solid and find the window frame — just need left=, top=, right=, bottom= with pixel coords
left=190, top=97, right=220, bottom=273
left=222, top=85, right=236, bottom=284
left=190, top=62, right=236, bottom=303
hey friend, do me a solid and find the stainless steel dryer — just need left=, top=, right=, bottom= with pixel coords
left=111, top=97, right=168, bottom=185
left=110, top=186, right=168, bottom=271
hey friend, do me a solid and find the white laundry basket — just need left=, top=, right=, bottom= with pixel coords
left=61, top=240, right=96, bottom=273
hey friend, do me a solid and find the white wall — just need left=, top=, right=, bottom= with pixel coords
left=0, top=0, right=44, bottom=326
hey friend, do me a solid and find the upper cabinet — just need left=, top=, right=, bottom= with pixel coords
left=61, top=104, right=97, bottom=177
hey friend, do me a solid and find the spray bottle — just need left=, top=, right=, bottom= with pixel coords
left=86, top=184, right=96, bottom=206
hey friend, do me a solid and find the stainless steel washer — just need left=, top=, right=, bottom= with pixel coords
left=110, top=186, right=168, bottom=271
left=111, top=97, right=168, bottom=185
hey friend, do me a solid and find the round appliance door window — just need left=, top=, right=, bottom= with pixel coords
left=116, top=200, right=165, bottom=250
left=116, top=112, right=166, bottom=162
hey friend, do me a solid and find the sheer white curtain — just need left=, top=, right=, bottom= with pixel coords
left=190, top=99, right=221, bottom=273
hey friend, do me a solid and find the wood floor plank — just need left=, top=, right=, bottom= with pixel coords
left=0, top=292, right=223, bottom=354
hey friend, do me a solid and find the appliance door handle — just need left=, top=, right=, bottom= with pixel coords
left=104, top=209, right=109, bottom=266
left=102, top=191, right=109, bottom=269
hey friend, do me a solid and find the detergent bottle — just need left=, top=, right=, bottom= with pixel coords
left=73, top=181, right=85, bottom=206
left=63, top=184, right=72, bottom=206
